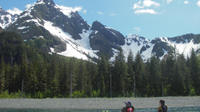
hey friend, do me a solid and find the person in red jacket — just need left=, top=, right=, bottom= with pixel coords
left=122, top=101, right=134, bottom=112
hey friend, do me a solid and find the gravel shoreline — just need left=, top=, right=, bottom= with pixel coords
left=0, top=97, right=199, bottom=109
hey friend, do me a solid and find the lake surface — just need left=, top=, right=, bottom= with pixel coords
left=0, top=107, right=200, bottom=112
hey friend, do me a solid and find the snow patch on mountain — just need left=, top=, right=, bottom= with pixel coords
left=78, top=29, right=98, bottom=58
left=20, top=4, right=34, bottom=19
left=7, top=8, right=22, bottom=15
left=159, top=49, right=168, bottom=59
left=160, top=37, right=200, bottom=57
left=43, top=20, right=72, bottom=41
left=110, top=48, right=120, bottom=61
left=170, top=40, right=200, bottom=57
left=36, top=0, right=46, bottom=5
left=43, top=20, right=97, bottom=60
left=55, top=5, right=82, bottom=18
left=141, top=43, right=154, bottom=60
left=121, top=34, right=151, bottom=60
left=26, top=18, right=42, bottom=26
left=0, top=15, right=12, bottom=28
left=122, top=38, right=143, bottom=58
left=17, top=26, right=29, bottom=30
left=78, top=29, right=92, bottom=49
left=0, top=8, right=20, bottom=29
left=58, top=43, right=88, bottom=60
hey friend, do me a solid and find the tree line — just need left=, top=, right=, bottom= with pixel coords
left=0, top=31, right=200, bottom=98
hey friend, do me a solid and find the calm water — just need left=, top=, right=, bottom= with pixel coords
left=0, top=107, right=200, bottom=112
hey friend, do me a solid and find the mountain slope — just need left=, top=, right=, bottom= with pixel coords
left=6, top=0, right=96, bottom=60
left=90, top=21, right=125, bottom=58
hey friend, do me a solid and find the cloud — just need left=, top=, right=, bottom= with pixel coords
left=110, top=13, right=117, bottom=16
left=82, top=9, right=87, bottom=14
left=133, top=0, right=160, bottom=9
left=197, top=0, right=200, bottom=7
left=7, top=8, right=22, bottom=15
left=134, top=9, right=157, bottom=14
left=184, top=0, right=189, bottom=4
left=166, top=0, right=173, bottom=4
left=97, top=11, right=104, bottom=15
left=26, top=4, right=33, bottom=9
left=133, top=0, right=160, bottom=15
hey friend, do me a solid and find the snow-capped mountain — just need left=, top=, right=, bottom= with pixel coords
left=121, top=34, right=200, bottom=61
left=2, top=0, right=200, bottom=61
left=0, top=8, right=21, bottom=29
left=7, top=0, right=96, bottom=60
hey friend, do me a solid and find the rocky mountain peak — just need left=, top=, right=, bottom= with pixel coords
left=91, top=21, right=105, bottom=31
left=0, top=8, right=8, bottom=15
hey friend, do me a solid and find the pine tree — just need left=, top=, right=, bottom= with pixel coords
left=7, top=64, right=19, bottom=93
left=113, top=50, right=128, bottom=96
left=127, top=51, right=135, bottom=96
left=134, top=53, right=146, bottom=96
left=0, top=57, right=6, bottom=92
left=189, top=50, right=200, bottom=95
left=97, top=55, right=109, bottom=96
left=164, top=54, right=176, bottom=96
left=147, top=56, right=162, bottom=96
left=59, top=61, right=69, bottom=97
left=76, top=61, right=87, bottom=96
left=19, top=53, right=28, bottom=96
left=85, top=61, right=94, bottom=96
left=46, top=55, right=59, bottom=97
left=36, top=61, right=47, bottom=94
left=68, top=58, right=76, bottom=97
left=176, top=55, right=190, bottom=95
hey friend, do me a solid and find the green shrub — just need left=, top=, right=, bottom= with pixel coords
left=0, top=91, right=23, bottom=98
left=189, top=88, right=196, bottom=96
left=71, top=91, right=86, bottom=98
left=91, top=90, right=100, bottom=97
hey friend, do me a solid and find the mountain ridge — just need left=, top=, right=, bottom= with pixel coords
left=1, top=0, right=200, bottom=61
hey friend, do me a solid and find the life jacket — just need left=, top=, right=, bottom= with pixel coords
left=126, top=107, right=134, bottom=112
left=161, top=105, right=167, bottom=112
left=159, top=105, right=167, bottom=112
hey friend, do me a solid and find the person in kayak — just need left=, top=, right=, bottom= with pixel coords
left=121, top=101, right=134, bottom=112
left=158, top=100, right=168, bottom=112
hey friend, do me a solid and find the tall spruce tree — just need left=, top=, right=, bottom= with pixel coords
left=0, top=57, right=5, bottom=92
left=113, top=50, right=128, bottom=96
left=190, top=50, right=200, bottom=95
left=147, top=56, right=162, bottom=96
left=127, top=51, right=135, bottom=96
left=176, top=55, right=190, bottom=95
left=97, top=55, right=109, bottom=96
left=134, top=53, right=146, bottom=96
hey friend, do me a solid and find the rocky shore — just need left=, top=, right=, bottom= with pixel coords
left=0, top=97, right=199, bottom=109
